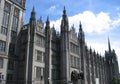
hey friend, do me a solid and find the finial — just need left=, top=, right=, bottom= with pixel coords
left=47, top=16, right=49, bottom=22
left=93, top=50, right=96, bottom=54
left=90, top=46, right=92, bottom=50
left=30, top=6, right=36, bottom=22
left=46, top=16, right=50, bottom=27
left=90, top=46, right=92, bottom=53
left=32, top=6, right=35, bottom=12
left=97, top=52, right=99, bottom=56
left=79, top=21, right=82, bottom=31
left=64, top=6, right=66, bottom=11
left=108, top=37, right=111, bottom=52
left=40, top=16, right=42, bottom=21
left=63, top=6, right=66, bottom=15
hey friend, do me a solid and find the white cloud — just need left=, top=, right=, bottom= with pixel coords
left=48, top=5, right=57, bottom=12
left=112, top=16, right=120, bottom=28
left=85, top=40, right=107, bottom=55
left=69, top=11, right=112, bottom=33
left=50, top=18, right=61, bottom=31
left=50, top=10, right=120, bottom=33
left=116, top=7, right=120, bottom=11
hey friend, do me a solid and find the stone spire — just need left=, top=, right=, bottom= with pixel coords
left=30, top=7, right=36, bottom=21
left=108, top=37, right=111, bottom=53
left=90, top=47, right=92, bottom=53
left=79, top=21, right=82, bottom=31
left=46, top=16, right=50, bottom=27
left=60, top=6, right=70, bottom=83
left=44, top=16, right=51, bottom=84
left=45, top=16, right=50, bottom=35
left=29, top=6, right=36, bottom=26
left=78, top=21, right=85, bottom=43
left=63, top=6, right=66, bottom=15
left=61, top=6, right=69, bottom=32
left=26, top=7, right=36, bottom=84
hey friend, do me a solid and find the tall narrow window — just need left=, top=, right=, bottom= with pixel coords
left=7, top=74, right=13, bottom=83
left=0, top=40, right=6, bottom=52
left=77, top=58, right=80, bottom=68
left=1, top=2, right=11, bottom=35
left=11, top=7, right=19, bottom=43
left=36, top=67, right=41, bottom=78
left=74, top=57, right=76, bottom=67
left=43, top=52, right=45, bottom=62
left=8, top=59, right=14, bottom=70
left=71, top=55, right=73, bottom=67
left=9, top=44, right=15, bottom=56
left=0, top=58, right=3, bottom=68
left=36, top=35, right=45, bottom=47
left=36, top=51, right=42, bottom=62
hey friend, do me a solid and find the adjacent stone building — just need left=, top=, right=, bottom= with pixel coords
left=0, top=0, right=119, bottom=84
left=0, top=0, right=25, bottom=84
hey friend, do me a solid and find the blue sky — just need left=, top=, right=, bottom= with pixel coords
left=25, top=0, right=120, bottom=22
left=25, top=0, right=120, bottom=71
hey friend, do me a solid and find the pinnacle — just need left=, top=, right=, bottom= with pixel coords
left=108, top=37, right=111, bottom=52
left=47, top=16, right=49, bottom=22
left=32, top=6, right=35, bottom=12
left=79, top=21, right=82, bottom=31
left=63, top=6, right=66, bottom=15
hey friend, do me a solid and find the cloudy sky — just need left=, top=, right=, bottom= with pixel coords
left=24, top=0, right=120, bottom=70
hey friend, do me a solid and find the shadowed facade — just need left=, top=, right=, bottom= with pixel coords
left=0, top=1, right=119, bottom=84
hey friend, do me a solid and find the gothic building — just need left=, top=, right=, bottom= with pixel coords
left=0, top=0, right=119, bottom=84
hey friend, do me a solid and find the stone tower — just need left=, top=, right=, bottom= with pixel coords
left=105, top=38, right=119, bottom=84
left=60, top=7, right=70, bottom=84
left=78, top=22, right=86, bottom=84
left=26, top=7, right=36, bottom=84
left=45, top=16, right=51, bottom=84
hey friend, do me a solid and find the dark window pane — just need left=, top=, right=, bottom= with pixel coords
left=0, top=40, right=6, bottom=52
left=0, top=58, right=3, bottom=68
left=1, top=2, right=11, bottom=35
